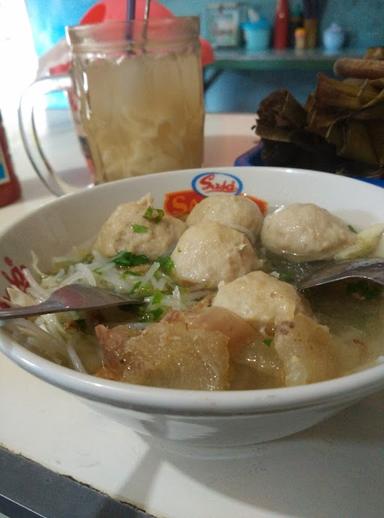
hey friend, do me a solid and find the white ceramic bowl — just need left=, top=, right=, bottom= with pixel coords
left=1, top=167, right=384, bottom=457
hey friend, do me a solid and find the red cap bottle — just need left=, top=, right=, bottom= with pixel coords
left=0, top=111, right=21, bottom=207
left=274, top=0, right=290, bottom=50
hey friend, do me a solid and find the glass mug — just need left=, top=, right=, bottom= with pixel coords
left=19, top=18, right=205, bottom=196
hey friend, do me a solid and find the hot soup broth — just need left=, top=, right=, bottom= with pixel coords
left=4, top=194, right=384, bottom=390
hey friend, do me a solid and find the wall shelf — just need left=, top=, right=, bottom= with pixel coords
left=209, top=48, right=361, bottom=71
left=204, top=48, right=362, bottom=91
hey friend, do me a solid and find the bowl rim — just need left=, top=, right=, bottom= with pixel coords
left=1, top=166, right=384, bottom=415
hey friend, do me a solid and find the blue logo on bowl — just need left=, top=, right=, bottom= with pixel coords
left=192, top=172, right=243, bottom=196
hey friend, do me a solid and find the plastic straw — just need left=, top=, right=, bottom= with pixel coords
left=126, top=0, right=136, bottom=43
left=142, top=0, right=151, bottom=44
left=127, top=0, right=136, bottom=21
left=144, top=0, right=151, bottom=20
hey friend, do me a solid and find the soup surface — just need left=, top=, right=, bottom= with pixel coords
left=4, top=194, right=384, bottom=390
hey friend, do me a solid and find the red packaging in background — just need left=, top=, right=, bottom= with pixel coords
left=274, top=0, right=290, bottom=49
left=0, top=112, right=21, bottom=207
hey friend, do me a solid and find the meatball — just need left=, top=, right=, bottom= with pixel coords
left=171, top=221, right=260, bottom=288
left=212, top=271, right=308, bottom=328
left=186, top=194, right=263, bottom=243
left=94, top=194, right=185, bottom=259
left=261, top=203, right=356, bottom=262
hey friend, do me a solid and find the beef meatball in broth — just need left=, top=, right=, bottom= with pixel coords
left=261, top=203, right=356, bottom=262
left=94, top=194, right=186, bottom=259
left=171, top=221, right=260, bottom=288
left=187, top=194, right=263, bottom=243
left=213, top=271, right=309, bottom=328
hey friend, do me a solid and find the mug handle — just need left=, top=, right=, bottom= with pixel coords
left=18, top=74, right=92, bottom=197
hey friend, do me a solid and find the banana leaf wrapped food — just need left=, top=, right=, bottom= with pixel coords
left=255, top=50, right=384, bottom=178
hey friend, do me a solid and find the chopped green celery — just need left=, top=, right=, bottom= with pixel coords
left=131, top=281, right=153, bottom=296
left=131, top=224, right=149, bottom=234
left=111, top=251, right=150, bottom=267
left=139, top=306, right=165, bottom=322
left=143, top=206, right=164, bottom=223
left=157, top=255, right=175, bottom=274
left=278, top=271, right=295, bottom=283
left=151, top=291, right=164, bottom=305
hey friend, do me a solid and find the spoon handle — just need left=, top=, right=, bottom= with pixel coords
left=0, top=300, right=69, bottom=320
left=0, top=284, right=143, bottom=320
left=298, top=258, right=384, bottom=289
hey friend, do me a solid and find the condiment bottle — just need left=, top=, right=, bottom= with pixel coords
left=295, top=27, right=306, bottom=50
left=322, top=23, right=345, bottom=52
left=290, top=3, right=303, bottom=47
left=273, top=0, right=290, bottom=50
left=0, top=111, right=21, bottom=207
left=304, top=18, right=317, bottom=49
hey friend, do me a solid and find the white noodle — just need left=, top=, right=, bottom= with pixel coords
left=66, top=340, right=86, bottom=373
left=31, top=251, right=45, bottom=278
left=6, top=250, right=195, bottom=372
left=22, top=268, right=49, bottom=302
left=141, top=262, right=160, bottom=285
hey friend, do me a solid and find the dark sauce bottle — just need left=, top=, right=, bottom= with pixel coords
left=0, top=111, right=21, bottom=207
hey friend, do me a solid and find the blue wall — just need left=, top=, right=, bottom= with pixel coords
left=162, top=0, right=384, bottom=112
left=25, top=0, right=95, bottom=55
left=163, top=0, right=384, bottom=49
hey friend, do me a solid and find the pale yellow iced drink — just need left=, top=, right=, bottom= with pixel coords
left=73, top=50, right=204, bottom=183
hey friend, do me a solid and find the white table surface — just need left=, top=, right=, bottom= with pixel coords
left=1, top=112, right=384, bottom=518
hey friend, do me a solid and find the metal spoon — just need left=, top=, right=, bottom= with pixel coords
left=0, top=284, right=144, bottom=320
left=297, top=258, right=384, bottom=290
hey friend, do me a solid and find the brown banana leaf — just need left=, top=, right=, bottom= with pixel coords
left=326, top=120, right=378, bottom=166
left=307, top=107, right=343, bottom=136
left=353, top=103, right=384, bottom=119
left=255, top=122, right=294, bottom=143
left=256, top=50, right=384, bottom=171
left=310, top=74, right=378, bottom=110
left=258, top=90, right=307, bottom=129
